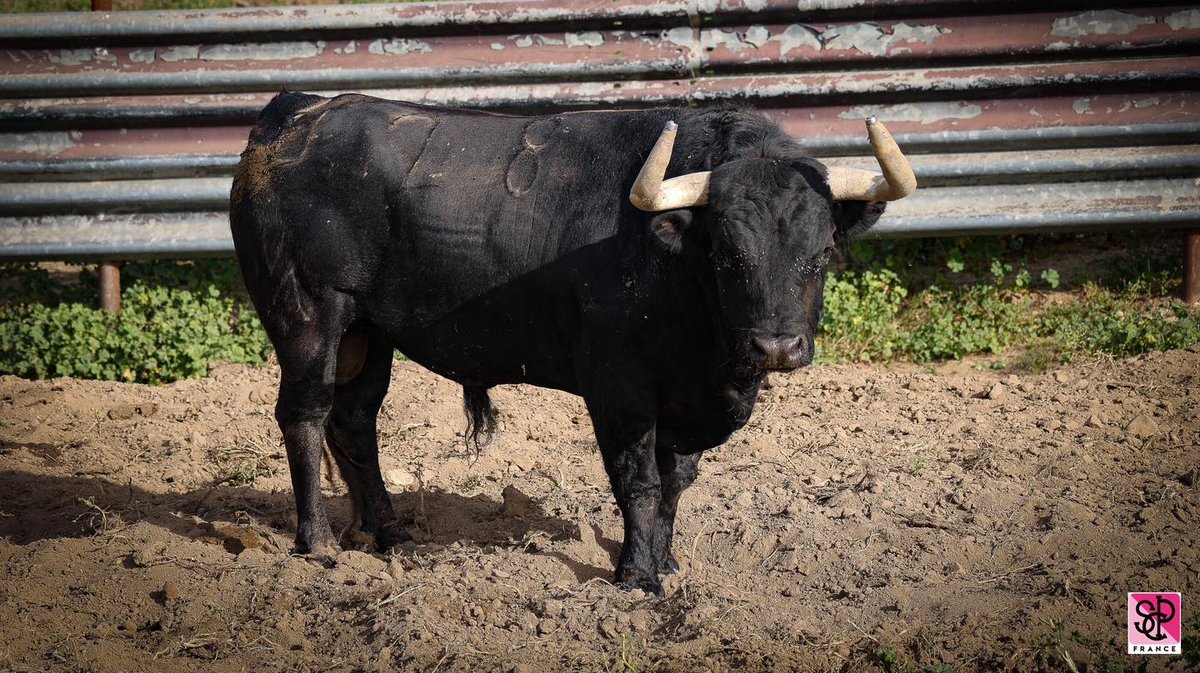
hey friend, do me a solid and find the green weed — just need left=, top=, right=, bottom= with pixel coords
left=0, top=260, right=270, bottom=384
left=873, top=645, right=955, bottom=673
left=613, top=634, right=643, bottom=673
left=818, top=234, right=1198, bottom=366
left=907, top=457, right=926, bottom=477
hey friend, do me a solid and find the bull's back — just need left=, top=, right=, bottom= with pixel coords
left=230, top=92, right=659, bottom=389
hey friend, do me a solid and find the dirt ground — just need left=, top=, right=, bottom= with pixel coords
left=0, top=348, right=1197, bottom=672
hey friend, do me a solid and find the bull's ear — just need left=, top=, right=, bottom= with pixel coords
left=833, top=200, right=886, bottom=246
left=649, top=210, right=694, bottom=254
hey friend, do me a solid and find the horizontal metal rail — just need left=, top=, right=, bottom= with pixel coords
left=0, top=0, right=1166, bottom=43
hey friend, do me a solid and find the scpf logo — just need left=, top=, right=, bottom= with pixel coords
left=1127, top=592, right=1181, bottom=655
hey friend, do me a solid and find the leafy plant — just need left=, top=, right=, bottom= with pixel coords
left=0, top=260, right=270, bottom=384
left=818, top=269, right=906, bottom=362
left=874, top=646, right=955, bottom=673
left=1041, top=286, right=1200, bottom=359
left=819, top=233, right=1198, bottom=366
left=908, top=457, right=926, bottom=477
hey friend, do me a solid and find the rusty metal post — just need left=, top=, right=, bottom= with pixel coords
left=92, top=0, right=117, bottom=312
left=1185, top=230, right=1200, bottom=305
left=98, top=262, right=121, bottom=314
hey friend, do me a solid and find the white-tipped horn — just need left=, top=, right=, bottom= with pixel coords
left=826, top=117, right=916, bottom=202
left=629, top=121, right=712, bottom=212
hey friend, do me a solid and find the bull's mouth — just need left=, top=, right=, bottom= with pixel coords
left=761, top=361, right=806, bottom=373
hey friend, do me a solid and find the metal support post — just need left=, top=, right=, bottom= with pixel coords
left=98, top=262, right=121, bottom=314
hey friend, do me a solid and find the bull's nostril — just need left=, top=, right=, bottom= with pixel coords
left=751, top=337, right=771, bottom=357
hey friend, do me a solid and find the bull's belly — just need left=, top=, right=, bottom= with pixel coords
left=386, top=320, right=578, bottom=394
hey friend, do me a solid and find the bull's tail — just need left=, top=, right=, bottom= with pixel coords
left=462, top=385, right=498, bottom=457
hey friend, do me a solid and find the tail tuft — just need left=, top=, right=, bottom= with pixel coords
left=462, top=385, right=498, bottom=457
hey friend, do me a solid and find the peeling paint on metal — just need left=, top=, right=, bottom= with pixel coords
left=1166, top=8, right=1200, bottom=31
left=513, top=35, right=534, bottom=47
left=334, top=40, right=357, bottom=55
left=49, top=49, right=94, bottom=66
left=701, top=28, right=741, bottom=52
left=129, top=49, right=156, bottom=64
left=665, top=26, right=692, bottom=47
left=1051, top=10, right=1154, bottom=38
left=744, top=25, right=770, bottom=48
left=201, top=41, right=325, bottom=61
left=840, top=101, right=982, bottom=124
left=1073, top=98, right=1094, bottom=114
left=160, top=46, right=200, bottom=62
left=565, top=31, right=604, bottom=48
left=821, top=23, right=885, bottom=54
left=743, top=0, right=767, bottom=11
left=776, top=24, right=821, bottom=55
left=0, top=131, right=81, bottom=155
left=490, top=42, right=505, bottom=51
left=1134, top=96, right=1162, bottom=109
left=367, top=38, right=432, bottom=56
left=573, top=82, right=617, bottom=96
left=701, top=27, right=772, bottom=53
left=1045, top=41, right=1072, bottom=51
left=821, top=22, right=946, bottom=56
left=891, top=23, right=946, bottom=47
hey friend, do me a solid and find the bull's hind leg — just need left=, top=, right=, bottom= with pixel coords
left=324, top=326, right=408, bottom=550
left=273, top=319, right=345, bottom=559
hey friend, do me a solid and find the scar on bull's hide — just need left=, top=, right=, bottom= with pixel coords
left=269, top=265, right=312, bottom=323
left=505, top=117, right=560, bottom=197
left=292, top=97, right=332, bottom=117
left=335, top=330, right=369, bottom=385
left=388, top=114, right=439, bottom=187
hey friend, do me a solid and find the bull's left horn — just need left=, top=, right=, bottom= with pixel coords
left=629, top=121, right=711, bottom=211
left=826, top=117, right=916, bottom=202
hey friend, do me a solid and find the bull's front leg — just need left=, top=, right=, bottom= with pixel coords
left=653, top=443, right=701, bottom=575
left=584, top=370, right=664, bottom=596
left=596, top=424, right=664, bottom=596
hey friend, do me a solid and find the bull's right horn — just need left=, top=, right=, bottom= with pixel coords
left=826, top=117, right=916, bottom=202
left=629, top=121, right=712, bottom=212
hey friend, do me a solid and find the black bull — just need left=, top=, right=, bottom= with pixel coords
left=230, top=91, right=889, bottom=596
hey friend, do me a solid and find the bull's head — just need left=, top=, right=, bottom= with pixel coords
left=629, top=118, right=915, bottom=375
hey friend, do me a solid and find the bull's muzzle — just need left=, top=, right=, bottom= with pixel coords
left=750, top=333, right=810, bottom=372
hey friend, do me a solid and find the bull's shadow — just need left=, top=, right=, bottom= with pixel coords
left=0, top=469, right=578, bottom=554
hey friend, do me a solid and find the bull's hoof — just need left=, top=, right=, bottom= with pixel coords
left=294, top=530, right=340, bottom=567
left=657, top=553, right=681, bottom=576
left=616, top=574, right=665, bottom=598
left=377, top=525, right=413, bottom=552
left=295, top=545, right=339, bottom=569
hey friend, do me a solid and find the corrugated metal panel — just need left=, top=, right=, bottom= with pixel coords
left=0, top=1, right=1197, bottom=261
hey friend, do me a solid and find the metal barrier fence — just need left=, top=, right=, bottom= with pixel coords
left=1, top=0, right=1198, bottom=301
